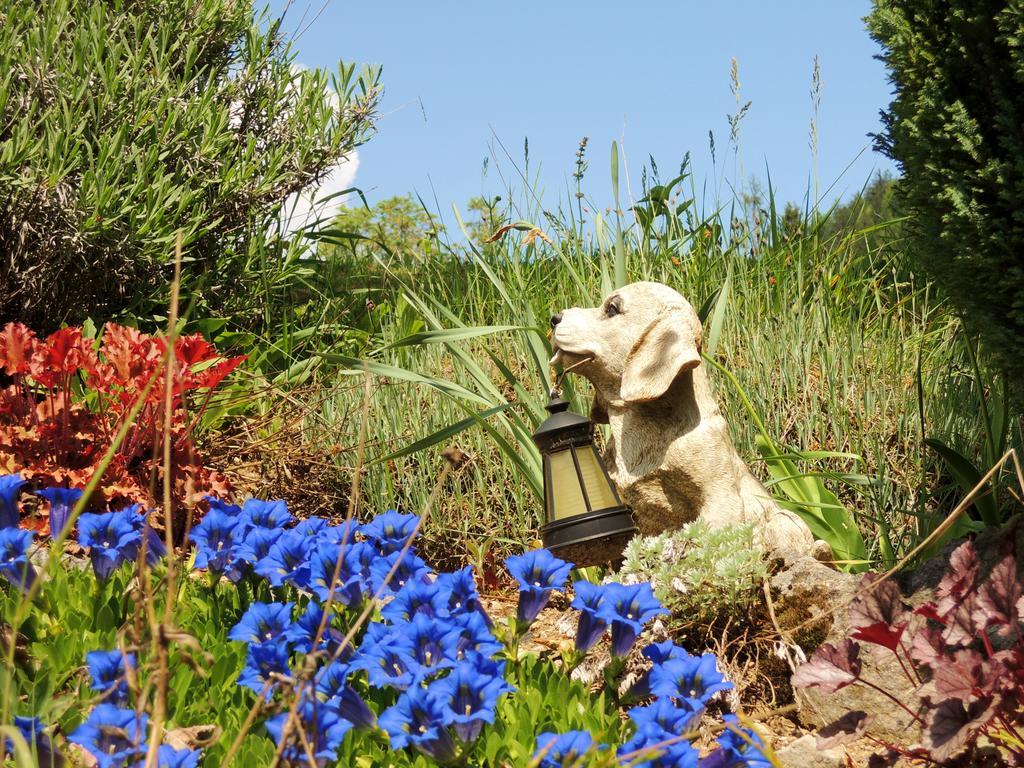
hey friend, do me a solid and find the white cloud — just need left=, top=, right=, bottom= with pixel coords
left=279, top=150, right=360, bottom=239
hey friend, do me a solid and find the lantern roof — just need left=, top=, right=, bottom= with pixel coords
left=532, top=392, right=593, bottom=452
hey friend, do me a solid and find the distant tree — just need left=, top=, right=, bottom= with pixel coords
left=0, top=0, right=379, bottom=331
left=869, top=1, right=1024, bottom=380
left=328, top=196, right=443, bottom=263
left=821, top=173, right=900, bottom=247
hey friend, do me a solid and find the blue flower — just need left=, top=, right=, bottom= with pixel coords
left=570, top=580, right=609, bottom=652
left=434, top=565, right=488, bottom=619
left=238, top=498, right=292, bottom=530
left=343, top=540, right=377, bottom=583
left=265, top=697, right=351, bottom=766
left=231, top=526, right=278, bottom=566
left=236, top=640, right=291, bottom=698
left=227, top=602, right=295, bottom=644
left=629, top=642, right=693, bottom=698
left=292, top=516, right=329, bottom=538
left=318, top=518, right=361, bottom=545
left=628, top=696, right=703, bottom=739
left=644, top=641, right=692, bottom=666
left=190, top=505, right=243, bottom=579
left=394, top=613, right=459, bottom=679
left=649, top=653, right=733, bottom=710
left=699, top=715, right=772, bottom=768
left=368, top=549, right=432, bottom=596
left=361, top=510, right=420, bottom=554
left=156, top=746, right=202, bottom=768
left=207, top=497, right=242, bottom=516
left=0, top=473, right=25, bottom=528
left=285, top=601, right=345, bottom=655
left=602, top=582, right=667, bottom=656
left=68, top=704, right=147, bottom=768
left=7, top=716, right=60, bottom=767
left=78, top=507, right=142, bottom=581
left=380, top=578, right=451, bottom=624
left=36, top=486, right=84, bottom=538
left=533, top=731, right=599, bottom=768
left=316, top=661, right=376, bottom=729
left=0, top=528, right=35, bottom=591
left=254, top=529, right=312, bottom=588
left=308, top=540, right=364, bottom=605
left=432, top=652, right=514, bottom=742
left=504, top=548, right=573, bottom=624
left=378, top=685, right=457, bottom=762
left=86, top=649, right=135, bottom=705
left=351, top=623, right=417, bottom=690
left=618, top=723, right=699, bottom=768
left=448, top=610, right=503, bottom=661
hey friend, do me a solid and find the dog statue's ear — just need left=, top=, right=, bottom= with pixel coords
left=620, top=311, right=701, bottom=403
left=589, top=390, right=609, bottom=424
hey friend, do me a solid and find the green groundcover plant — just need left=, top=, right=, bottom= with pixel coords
left=0, top=476, right=775, bottom=767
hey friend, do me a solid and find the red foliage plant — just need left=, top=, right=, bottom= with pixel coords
left=0, top=322, right=244, bottom=531
left=793, top=534, right=1024, bottom=766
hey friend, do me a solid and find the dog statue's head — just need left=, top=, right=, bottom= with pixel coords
left=549, top=282, right=703, bottom=417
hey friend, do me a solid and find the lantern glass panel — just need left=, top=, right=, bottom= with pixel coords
left=547, top=446, right=621, bottom=521
left=576, top=445, right=619, bottom=510
left=548, top=448, right=587, bottom=521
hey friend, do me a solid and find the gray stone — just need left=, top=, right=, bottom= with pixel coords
left=770, top=554, right=922, bottom=743
left=773, top=519, right=1024, bottom=745
left=775, top=734, right=845, bottom=768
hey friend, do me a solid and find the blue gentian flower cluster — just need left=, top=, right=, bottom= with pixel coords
left=77, top=504, right=166, bottom=580
left=569, top=579, right=668, bottom=656
left=0, top=474, right=169, bottom=588
left=6, top=483, right=766, bottom=767
left=212, top=501, right=517, bottom=765
left=0, top=472, right=35, bottom=591
left=533, top=637, right=770, bottom=768
left=67, top=703, right=202, bottom=768
left=5, top=715, right=59, bottom=767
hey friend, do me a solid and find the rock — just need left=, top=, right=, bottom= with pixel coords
left=770, top=555, right=922, bottom=743
left=773, top=519, right=1024, bottom=745
left=774, top=734, right=844, bottom=768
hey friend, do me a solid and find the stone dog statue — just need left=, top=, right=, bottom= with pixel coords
left=549, top=281, right=824, bottom=558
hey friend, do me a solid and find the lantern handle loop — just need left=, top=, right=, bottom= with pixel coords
left=551, top=355, right=593, bottom=396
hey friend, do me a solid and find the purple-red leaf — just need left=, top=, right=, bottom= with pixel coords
left=941, top=592, right=981, bottom=647
left=924, top=696, right=998, bottom=762
left=850, top=574, right=910, bottom=631
left=792, top=639, right=862, bottom=693
left=932, top=649, right=985, bottom=700
left=913, top=601, right=944, bottom=624
left=935, top=541, right=978, bottom=618
left=816, top=710, right=872, bottom=750
left=909, top=625, right=945, bottom=667
left=850, top=621, right=906, bottom=652
left=973, top=555, right=1021, bottom=637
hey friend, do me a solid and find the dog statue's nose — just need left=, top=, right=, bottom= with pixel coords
left=550, top=312, right=563, bottom=328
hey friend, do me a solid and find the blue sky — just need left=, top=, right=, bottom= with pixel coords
left=270, top=1, right=897, bottom=225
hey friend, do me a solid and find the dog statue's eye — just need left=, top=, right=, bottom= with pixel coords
left=605, top=298, right=622, bottom=317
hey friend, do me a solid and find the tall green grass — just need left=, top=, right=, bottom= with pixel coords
left=249, top=153, right=1012, bottom=571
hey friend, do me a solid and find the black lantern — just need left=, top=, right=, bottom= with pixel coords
left=533, top=391, right=636, bottom=567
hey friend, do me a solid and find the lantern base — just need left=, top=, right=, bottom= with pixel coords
left=540, top=506, right=637, bottom=568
